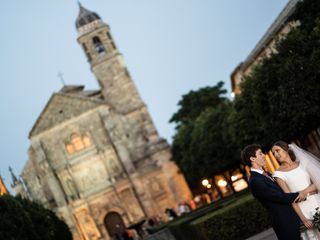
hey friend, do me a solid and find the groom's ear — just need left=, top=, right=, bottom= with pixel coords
left=250, top=156, right=255, bottom=163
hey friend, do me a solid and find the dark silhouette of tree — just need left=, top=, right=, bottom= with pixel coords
left=234, top=0, right=320, bottom=148
left=170, top=82, right=239, bottom=188
left=170, top=81, right=227, bottom=127
left=0, top=195, right=72, bottom=240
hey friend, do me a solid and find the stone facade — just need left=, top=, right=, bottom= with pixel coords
left=16, top=4, right=192, bottom=240
left=230, top=0, right=300, bottom=94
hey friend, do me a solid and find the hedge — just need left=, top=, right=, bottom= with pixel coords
left=189, top=194, right=271, bottom=240
left=153, top=190, right=250, bottom=239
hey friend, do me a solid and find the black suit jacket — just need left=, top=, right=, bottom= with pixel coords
left=249, top=171, right=301, bottom=240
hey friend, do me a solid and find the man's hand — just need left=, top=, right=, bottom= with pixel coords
left=299, top=183, right=318, bottom=201
left=296, top=190, right=308, bottom=202
left=294, top=195, right=301, bottom=203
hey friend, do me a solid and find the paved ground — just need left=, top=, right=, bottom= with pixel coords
left=246, top=228, right=277, bottom=240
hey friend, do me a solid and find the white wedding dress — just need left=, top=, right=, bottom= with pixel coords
left=273, top=164, right=320, bottom=240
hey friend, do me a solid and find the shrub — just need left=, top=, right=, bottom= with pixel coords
left=189, top=195, right=271, bottom=240
left=157, top=190, right=249, bottom=240
left=0, top=195, right=72, bottom=240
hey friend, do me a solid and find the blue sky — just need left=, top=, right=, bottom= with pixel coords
left=0, top=0, right=288, bottom=191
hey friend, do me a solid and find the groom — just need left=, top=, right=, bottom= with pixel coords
left=241, top=144, right=301, bottom=240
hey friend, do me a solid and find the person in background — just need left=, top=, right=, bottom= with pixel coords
left=165, top=208, right=178, bottom=220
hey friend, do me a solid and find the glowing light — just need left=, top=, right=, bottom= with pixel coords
left=231, top=175, right=238, bottom=181
left=206, top=184, right=212, bottom=189
left=232, top=179, right=248, bottom=192
left=217, top=179, right=227, bottom=187
left=202, top=179, right=209, bottom=187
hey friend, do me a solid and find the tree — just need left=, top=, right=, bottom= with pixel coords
left=170, top=81, right=227, bottom=126
left=171, top=122, right=199, bottom=187
left=190, top=103, right=239, bottom=176
left=234, top=0, right=320, bottom=149
left=170, top=82, right=239, bottom=189
left=0, top=195, right=72, bottom=240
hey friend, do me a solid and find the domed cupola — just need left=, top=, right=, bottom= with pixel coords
left=75, top=2, right=101, bottom=29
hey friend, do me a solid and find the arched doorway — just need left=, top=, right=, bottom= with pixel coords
left=104, top=211, right=126, bottom=238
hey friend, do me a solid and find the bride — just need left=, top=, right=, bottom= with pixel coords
left=272, top=141, right=320, bottom=240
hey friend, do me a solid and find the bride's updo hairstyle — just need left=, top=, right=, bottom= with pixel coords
left=272, top=140, right=296, bottom=161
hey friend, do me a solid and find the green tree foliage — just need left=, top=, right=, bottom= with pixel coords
left=190, top=103, right=239, bottom=177
left=171, top=123, right=198, bottom=185
left=0, top=195, right=72, bottom=240
left=170, top=82, right=239, bottom=188
left=170, top=82, right=227, bottom=126
left=234, top=0, right=320, bottom=148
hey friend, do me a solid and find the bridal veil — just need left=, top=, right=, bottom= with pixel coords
left=289, top=143, right=320, bottom=192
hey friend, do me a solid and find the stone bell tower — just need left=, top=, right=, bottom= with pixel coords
left=76, top=3, right=160, bottom=146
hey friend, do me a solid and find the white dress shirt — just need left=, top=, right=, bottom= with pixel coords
left=250, top=168, right=264, bottom=174
left=251, top=168, right=274, bottom=181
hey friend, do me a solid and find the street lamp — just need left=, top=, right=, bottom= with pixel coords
left=201, top=179, right=213, bottom=203
left=217, top=179, right=227, bottom=187
left=202, top=179, right=209, bottom=187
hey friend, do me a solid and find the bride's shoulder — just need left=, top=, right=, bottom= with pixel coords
left=272, top=169, right=286, bottom=180
left=273, top=170, right=283, bottom=175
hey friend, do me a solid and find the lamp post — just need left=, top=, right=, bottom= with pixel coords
left=201, top=178, right=213, bottom=202
left=201, top=179, right=209, bottom=188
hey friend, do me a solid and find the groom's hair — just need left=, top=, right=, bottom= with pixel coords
left=241, top=144, right=261, bottom=167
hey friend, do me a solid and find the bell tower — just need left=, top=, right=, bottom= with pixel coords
left=76, top=3, right=144, bottom=114
left=75, top=3, right=162, bottom=145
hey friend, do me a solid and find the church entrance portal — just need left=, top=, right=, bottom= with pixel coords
left=104, top=212, right=126, bottom=238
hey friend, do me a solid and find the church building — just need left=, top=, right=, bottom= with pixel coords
left=14, top=4, right=191, bottom=240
